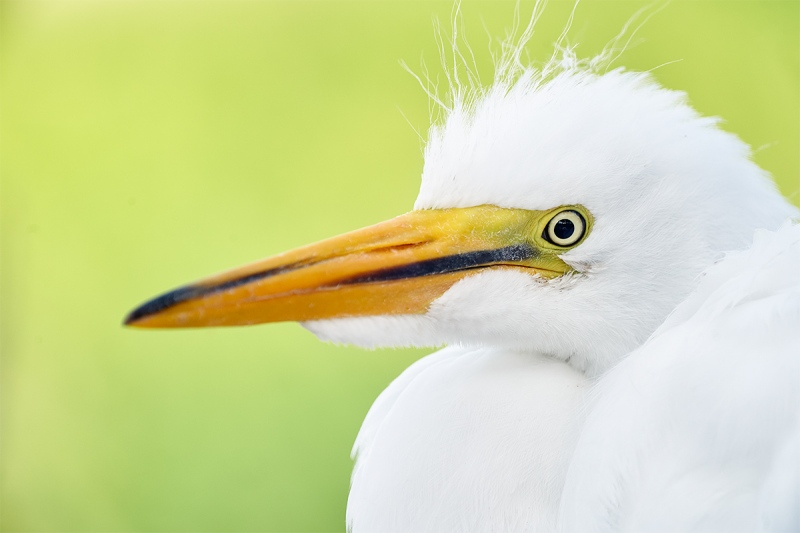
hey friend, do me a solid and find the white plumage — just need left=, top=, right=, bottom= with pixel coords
left=348, top=346, right=585, bottom=531
left=561, top=223, right=800, bottom=533
left=126, top=7, right=800, bottom=532
left=313, top=18, right=799, bottom=533
left=346, top=224, right=800, bottom=532
left=307, top=68, right=794, bottom=376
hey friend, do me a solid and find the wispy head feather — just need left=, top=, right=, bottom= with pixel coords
left=406, top=0, right=669, bottom=123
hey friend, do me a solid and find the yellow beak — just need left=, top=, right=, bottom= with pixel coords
left=124, top=205, right=569, bottom=328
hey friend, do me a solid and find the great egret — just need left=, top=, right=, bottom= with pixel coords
left=560, top=222, right=800, bottom=533
left=125, top=9, right=799, bottom=532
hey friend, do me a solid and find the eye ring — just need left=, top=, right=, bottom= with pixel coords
left=544, top=210, right=586, bottom=247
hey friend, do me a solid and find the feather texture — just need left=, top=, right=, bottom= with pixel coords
left=307, top=67, right=797, bottom=375
left=560, top=223, right=800, bottom=533
left=304, top=6, right=800, bottom=531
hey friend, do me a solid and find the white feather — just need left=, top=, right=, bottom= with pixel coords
left=300, top=6, right=800, bottom=532
left=347, top=346, right=585, bottom=532
left=559, top=223, right=800, bottom=533
left=307, top=66, right=796, bottom=375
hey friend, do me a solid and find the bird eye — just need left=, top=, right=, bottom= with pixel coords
left=544, top=210, right=586, bottom=247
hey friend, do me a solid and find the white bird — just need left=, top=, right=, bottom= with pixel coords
left=560, top=222, right=800, bottom=533
left=125, top=11, right=800, bottom=533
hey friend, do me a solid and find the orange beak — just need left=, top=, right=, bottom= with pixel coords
left=124, top=205, right=567, bottom=328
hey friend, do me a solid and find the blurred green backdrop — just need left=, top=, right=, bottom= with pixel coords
left=1, top=1, right=798, bottom=531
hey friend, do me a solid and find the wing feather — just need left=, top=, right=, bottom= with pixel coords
left=560, top=222, right=800, bottom=533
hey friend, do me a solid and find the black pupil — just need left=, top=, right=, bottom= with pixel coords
left=554, top=219, right=575, bottom=240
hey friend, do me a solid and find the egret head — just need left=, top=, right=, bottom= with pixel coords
left=125, top=50, right=796, bottom=375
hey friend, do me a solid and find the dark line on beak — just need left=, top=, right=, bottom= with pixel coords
left=124, top=244, right=537, bottom=325
left=341, top=244, right=536, bottom=284
left=123, top=261, right=305, bottom=325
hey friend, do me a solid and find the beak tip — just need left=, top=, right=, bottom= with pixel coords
left=123, top=284, right=201, bottom=329
left=122, top=312, right=139, bottom=327
left=123, top=305, right=152, bottom=328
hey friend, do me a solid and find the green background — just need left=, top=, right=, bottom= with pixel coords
left=1, top=1, right=798, bottom=531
